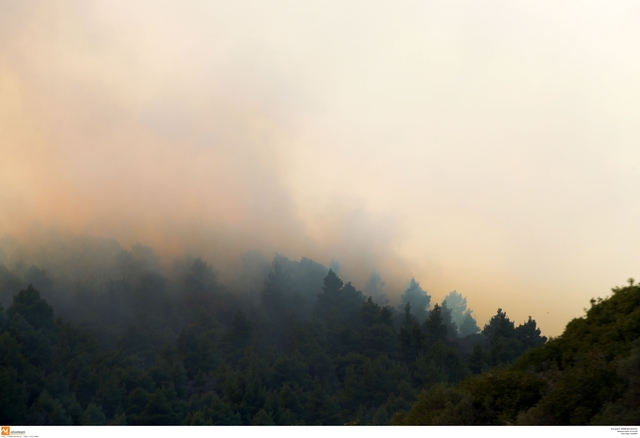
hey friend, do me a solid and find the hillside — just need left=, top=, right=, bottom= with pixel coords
left=394, top=280, right=640, bottom=425
left=0, top=250, right=547, bottom=425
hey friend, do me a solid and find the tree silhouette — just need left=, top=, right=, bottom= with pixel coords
left=399, top=278, right=430, bottom=324
left=364, top=271, right=388, bottom=305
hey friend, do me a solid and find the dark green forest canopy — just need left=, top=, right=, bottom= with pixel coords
left=395, top=281, right=640, bottom=426
left=0, top=246, right=591, bottom=426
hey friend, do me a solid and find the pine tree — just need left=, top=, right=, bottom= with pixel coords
left=459, top=311, right=481, bottom=337
left=314, top=270, right=364, bottom=328
left=8, top=285, right=55, bottom=332
left=261, top=261, right=292, bottom=314
left=440, top=300, right=458, bottom=339
left=442, top=290, right=480, bottom=336
left=515, top=316, right=547, bottom=351
left=364, top=271, right=388, bottom=305
left=482, top=309, right=519, bottom=366
left=423, top=304, right=448, bottom=346
left=399, top=278, right=430, bottom=324
left=398, top=304, right=426, bottom=363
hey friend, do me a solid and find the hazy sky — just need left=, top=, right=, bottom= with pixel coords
left=2, top=1, right=640, bottom=335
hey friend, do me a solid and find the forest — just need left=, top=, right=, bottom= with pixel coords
left=0, top=236, right=636, bottom=425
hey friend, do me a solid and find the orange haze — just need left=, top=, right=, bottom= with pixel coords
left=2, top=1, right=640, bottom=336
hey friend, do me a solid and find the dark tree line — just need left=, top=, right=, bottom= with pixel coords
left=0, top=240, right=548, bottom=425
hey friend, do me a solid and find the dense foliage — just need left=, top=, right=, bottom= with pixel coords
left=395, top=280, right=640, bottom=425
left=0, top=240, right=549, bottom=425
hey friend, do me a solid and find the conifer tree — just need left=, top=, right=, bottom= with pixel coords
left=442, top=290, right=480, bottom=337
left=424, top=304, right=448, bottom=346
left=364, top=271, right=388, bottom=305
left=399, top=278, right=431, bottom=324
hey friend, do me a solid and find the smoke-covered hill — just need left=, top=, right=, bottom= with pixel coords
left=0, top=238, right=549, bottom=425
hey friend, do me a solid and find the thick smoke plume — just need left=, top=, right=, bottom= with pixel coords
left=0, top=1, right=409, bottom=292
left=3, top=2, right=640, bottom=336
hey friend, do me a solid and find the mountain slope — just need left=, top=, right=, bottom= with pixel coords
left=395, top=280, right=640, bottom=425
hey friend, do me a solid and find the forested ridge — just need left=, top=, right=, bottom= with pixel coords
left=2, top=238, right=633, bottom=426
left=395, top=279, right=640, bottom=425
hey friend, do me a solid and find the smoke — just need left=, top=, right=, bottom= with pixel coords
left=0, top=1, right=408, bottom=292
left=3, top=2, right=640, bottom=336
